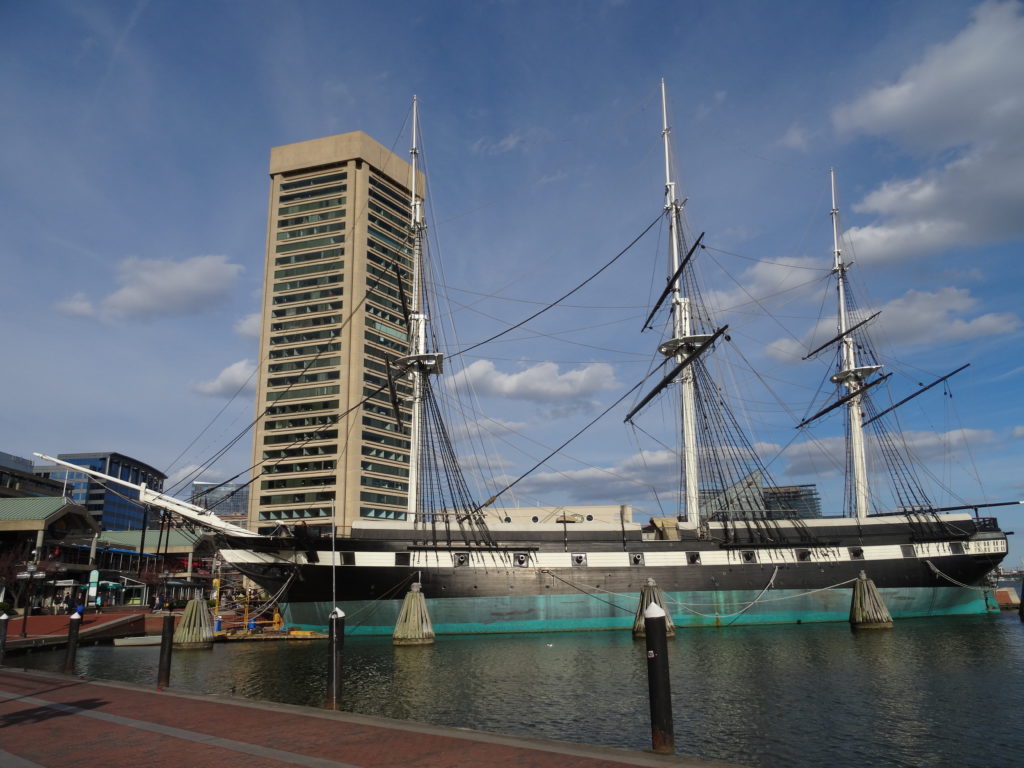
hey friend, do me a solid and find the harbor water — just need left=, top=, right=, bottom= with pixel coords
left=12, top=612, right=1024, bottom=767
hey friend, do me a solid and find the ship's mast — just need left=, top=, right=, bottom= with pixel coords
left=660, top=80, right=703, bottom=527
left=829, top=169, right=875, bottom=520
left=405, top=96, right=426, bottom=520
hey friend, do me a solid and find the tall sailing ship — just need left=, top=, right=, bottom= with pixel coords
left=39, top=84, right=1012, bottom=634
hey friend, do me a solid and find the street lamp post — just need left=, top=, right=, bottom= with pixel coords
left=16, top=570, right=30, bottom=638
left=17, top=566, right=47, bottom=637
left=160, top=570, right=171, bottom=611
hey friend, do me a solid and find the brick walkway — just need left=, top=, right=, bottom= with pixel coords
left=0, top=668, right=740, bottom=768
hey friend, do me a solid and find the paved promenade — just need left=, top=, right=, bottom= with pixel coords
left=0, top=668, right=740, bottom=768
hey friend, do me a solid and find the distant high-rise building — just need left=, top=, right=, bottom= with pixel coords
left=0, top=451, right=64, bottom=498
left=248, top=132, right=422, bottom=535
left=36, top=452, right=165, bottom=529
left=190, top=480, right=249, bottom=524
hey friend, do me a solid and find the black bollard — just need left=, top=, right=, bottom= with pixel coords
left=644, top=602, right=675, bottom=754
left=0, top=612, right=8, bottom=667
left=63, top=613, right=82, bottom=675
left=156, top=613, right=175, bottom=689
left=325, top=608, right=345, bottom=710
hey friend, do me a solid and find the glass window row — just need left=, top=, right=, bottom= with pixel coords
left=264, top=459, right=337, bottom=474
left=267, top=399, right=339, bottom=416
left=268, top=370, right=340, bottom=389
left=263, top=445, right=337, bottom=460
left=359, top=490, right=407, bottom=507
left=268, top=356, right=341, bottom=374
left=361, top=445, right=409, bottom=463
left=362, top=430, right=410, bottom=450
left=266, top=384, right=340, bottom=402
left=275, top=234, right=345, bottom=254
left=268, top=342, right=341, bottom=360
left=361, top=476, right=409, bottom=492
left=277, top=196, right=346, bottom=217
left=276, top=221, right=345, bottom=242
left=277, top=207, right=345, bottom=230
left=278, top=182, right=347, bottom=205
left=272, top=301, right=343, bottom=319
left=367, top=175, right=412, bottom=211
left=270, top=328, right=339, bottom=346
left=275, top=247, right=344, bottom=268
left=273, top=274, right=343, bottom=294
left=279, top=171, right=348, bottom=192
left=266, top=414, right=337, bottom=431
left=274, top=260, right=344, bottom=281
left=272, top=286, right=343, bottom=306
left=264, top=429, right=339, bottom=446
left=367, top=239, right=414, bottom=270
left=271, top=314, right=341, bottom=333
left=261, top=475, right=335, bottom=490
left=360, top=460, right=409, bottom=479
left=359, top=506, right=408, bottom=521
left=260, top=491, right=336, bottom=505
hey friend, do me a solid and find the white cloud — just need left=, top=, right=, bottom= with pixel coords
left=449, top=360, right=619, bottom=402
left=194, top=359, right=257, bottom=397
left=451, top=416, right=528, bottom=442
left=509, top=448, right=679, bottom=504
left=1013, top=426, right=1024, bottom=438
left=470, top=129, right=542, bottom=156
left=58, top=254, right=244, bottom=321
left=234, top=312, right=262, bottom=338
left=695, top=90, right=727, bottom=121
left=778, top=123, right=812, bottom=151
left=704, top=255, right=824, bottom=316
left=767, top=286, right=1020, bottom=361
left=783, top=428, right=997, bottom=477
left=55, top=291, right=95, bottom=317
left=833, top=1, right=1024, bottom=263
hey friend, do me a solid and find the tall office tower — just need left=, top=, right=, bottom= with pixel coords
left=248, top=132, right=422, bottom=535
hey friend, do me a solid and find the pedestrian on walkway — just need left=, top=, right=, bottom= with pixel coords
left=95, top=595, right=103, bottom=614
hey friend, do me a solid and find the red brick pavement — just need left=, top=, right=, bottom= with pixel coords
left=0, top=668, right=741, bottom=768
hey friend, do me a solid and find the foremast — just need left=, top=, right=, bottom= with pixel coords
left=828, top=169, right=879, bottom=521
left=659, top=79, right=710, bottom=527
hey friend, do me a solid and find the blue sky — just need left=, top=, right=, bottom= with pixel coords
left=2, top=1, right=1022, bottom=562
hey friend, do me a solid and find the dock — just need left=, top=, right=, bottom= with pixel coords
left=1, top=610, right=323, bottom=653
left=0, top=667, right=741, bottom=767
left=2, top=610, right=149, bottom=653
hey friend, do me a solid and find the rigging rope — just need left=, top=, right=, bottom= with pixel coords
left=453, top=212, right=662, bottom=358
left=924, top=559, right=992, bottom=592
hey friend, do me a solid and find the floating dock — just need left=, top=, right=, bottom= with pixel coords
left=0, top=667, right=741, bottom=767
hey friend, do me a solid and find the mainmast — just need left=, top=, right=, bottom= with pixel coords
left=405, top=96, right=426, bottom=520
left=829, top=169, right=877, bottom=520
left=401, top=96, right=443, bottom=521
left=658, top=79, right=708, bottom=527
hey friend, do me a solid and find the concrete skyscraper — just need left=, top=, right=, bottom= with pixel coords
left=248, top=132, right=422, bottom=535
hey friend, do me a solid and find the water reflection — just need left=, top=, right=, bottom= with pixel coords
left=12, top=613, right=1024, bottom=767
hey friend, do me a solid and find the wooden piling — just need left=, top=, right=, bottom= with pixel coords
left=643, top=603, right=675, bottom=754
left=633, top=578, right=675, bottom=638
left=326, top=608, right=345, bottom=710
left=157, top=614, right=174, bottom=689
left=0, top=613, right=8, bottom=667
left=62, top=613, right=81, bottom=675
left=173, top=599, right=214, bottom=649
left=393, top=583, right=435, bottom=646
left=850, top=570, right=893, bottom=629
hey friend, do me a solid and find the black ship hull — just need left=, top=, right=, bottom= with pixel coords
left=219, top=512, right=1008, bottom=634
